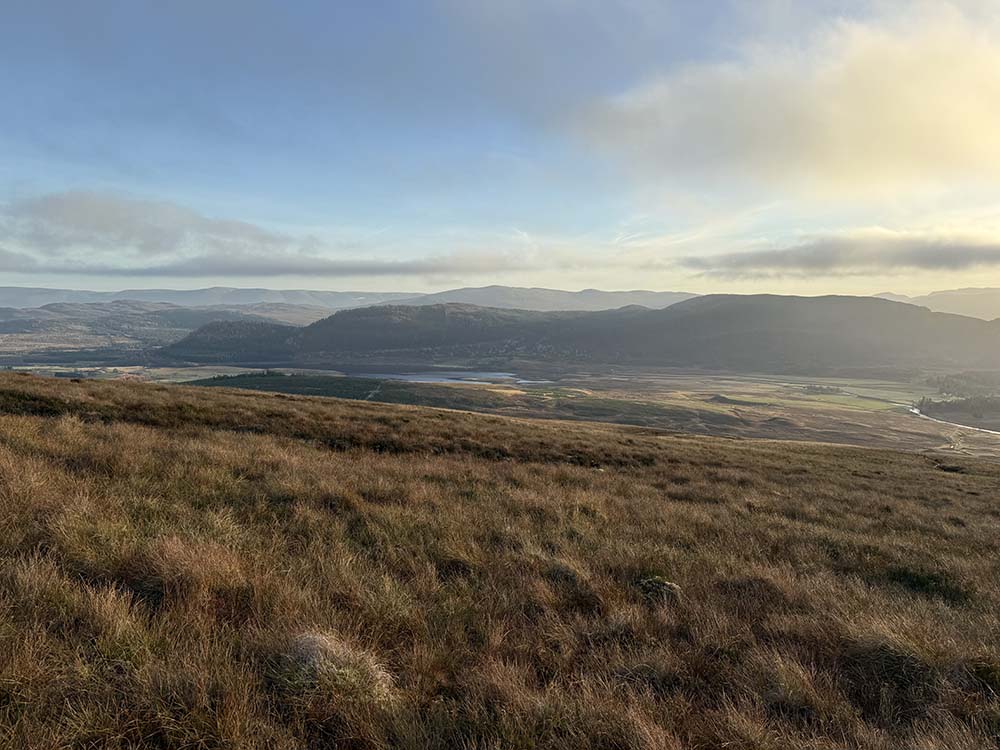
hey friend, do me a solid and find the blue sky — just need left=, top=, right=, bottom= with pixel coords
left=2, top=0, right=1000, bottom=293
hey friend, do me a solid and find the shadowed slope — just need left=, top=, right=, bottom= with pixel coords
left=167, top=295, right=1000, bottom=373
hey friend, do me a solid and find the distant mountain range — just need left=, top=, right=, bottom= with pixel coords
left=0, top=287, right=416, bottom=309
left=390, top=286, right=697, bottom=310
left=9, top=286, right=1000, bottom=374
left=7, top=284, right=1000, bottom=320
left=0, top=285, right=696, bottom=312
left=166, top=295, right=1000, bottom=374
left=0, top=286, right=699, bottom=361
left=877, top=288, right=1000, bottom=320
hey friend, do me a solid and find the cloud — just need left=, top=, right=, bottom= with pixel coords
left=37, top=252, right=528, bottom=278
left=679, top=229, right=1000, bottom=278
left=581, top=3, right=1000, bottom=196
left=0, top=247, right=40, bottom=272
left=5, top=191, right=293, bottom=257
left=0, top=190, right=534, bottom=279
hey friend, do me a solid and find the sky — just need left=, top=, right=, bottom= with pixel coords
left=2, top=0, right=1000, bottom=295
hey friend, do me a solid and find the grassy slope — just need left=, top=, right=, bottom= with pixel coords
left=186, top=373, right=733, bottom=432
left=189, top=373, right=519, bottom=411
left=0, top=373, right=998, bottom=749
left=186, top=372, right=1000, bottom=459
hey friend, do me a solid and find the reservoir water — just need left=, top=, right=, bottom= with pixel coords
left=345, top=371, right=522, bottom=385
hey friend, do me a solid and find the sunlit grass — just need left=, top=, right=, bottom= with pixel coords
left=0, top=373, right=998, bottom=748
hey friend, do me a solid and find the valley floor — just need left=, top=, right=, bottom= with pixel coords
left=171, top=366, right=1000, bottom=461
left=0, top=374, right=998, bottom=748
left=15, top=363, right=1000, bottom=460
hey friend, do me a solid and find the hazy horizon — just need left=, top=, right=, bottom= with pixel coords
left=3, top=282, right=998, bottom=301
left=4, top=1, right=1000, bottom=296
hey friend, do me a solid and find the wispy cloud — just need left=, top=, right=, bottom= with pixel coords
left=0, top=190, right=536, bottom=279
left=5, top=191, right=304, bottom=258
left=35, top=253, right=529, bottom=279
left=0, top=247, right=40, bottom=272
left=580, top=3, right=1000, bottom=197
left=680, top=229, right=1000, bottom=278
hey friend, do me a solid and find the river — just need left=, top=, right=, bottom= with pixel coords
left=908, top=407, right=1000, bottom=437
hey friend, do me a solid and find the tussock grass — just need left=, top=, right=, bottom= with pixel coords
left=0, top=373, right=998, bottom=748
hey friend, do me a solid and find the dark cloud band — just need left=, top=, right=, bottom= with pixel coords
left=680, top=235, right=1000, bottom=278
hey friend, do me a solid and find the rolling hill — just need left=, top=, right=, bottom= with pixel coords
left=879, top=288, right=1000, bottom=320
left=0, top=373, right=996, bottom=748
left=160, top=319, right=299, bottom=361
left=0, top=300, right=328, bottom=358
left=392, top=285, right=696, bottom=311
left=167, top=294, right=1000, bottom=374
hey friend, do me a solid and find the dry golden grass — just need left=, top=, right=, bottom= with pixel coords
left=0, top=373, right=998, bottom=748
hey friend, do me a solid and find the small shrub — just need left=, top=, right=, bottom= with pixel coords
left=272, top=632, right=395, bottom=703
left=636, top=576, right=682, bottom=605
